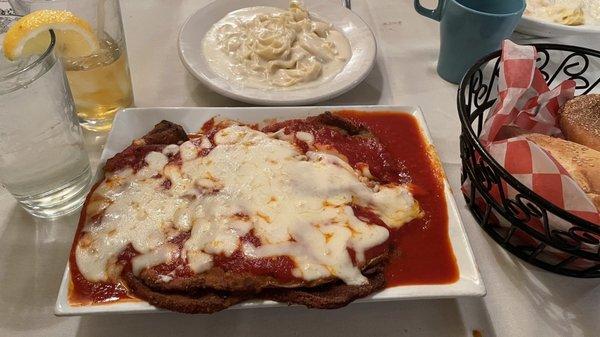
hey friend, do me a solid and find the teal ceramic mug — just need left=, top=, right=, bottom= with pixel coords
left=415, top=0, right=525, bottom=84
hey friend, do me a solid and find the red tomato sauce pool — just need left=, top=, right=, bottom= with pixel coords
left=337, top=111, right=458, bottom=286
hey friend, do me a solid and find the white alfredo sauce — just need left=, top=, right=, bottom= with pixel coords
left=202, top=2, right=352, bottom=89
left=76, top=125, right=421, bottom=286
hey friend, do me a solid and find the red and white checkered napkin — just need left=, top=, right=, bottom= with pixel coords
left=470, top=40, right=600, bottom=226
left=480, top=40, right=575, bottom=144
left=487, top=136, right=600, bottom=226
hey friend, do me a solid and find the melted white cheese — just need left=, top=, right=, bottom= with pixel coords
left=202, top=2, right=352, bottom=89
left=76, top=124, right=421, bottom=285
left=295, top=131, right=314, bottom=144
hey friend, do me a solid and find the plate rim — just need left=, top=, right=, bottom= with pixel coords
left=55, top=105, right=485, bottom=316
left=177, top=0, right=377, bottom=106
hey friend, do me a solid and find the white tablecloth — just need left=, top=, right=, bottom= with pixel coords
left=1, top=1, right=598, bottom=336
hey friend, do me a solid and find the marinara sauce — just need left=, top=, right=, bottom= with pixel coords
left=337, top=111, right=458, bottom=285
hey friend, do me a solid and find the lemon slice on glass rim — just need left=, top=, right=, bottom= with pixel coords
left=3, top=9, right=99, bottom=60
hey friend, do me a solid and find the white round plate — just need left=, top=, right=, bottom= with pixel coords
left=517, top=15, right=600, bottom=37
left=178, top=0, right=376, bottom=106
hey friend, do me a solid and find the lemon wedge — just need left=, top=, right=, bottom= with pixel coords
left=3, top=10, right=99, bottom=60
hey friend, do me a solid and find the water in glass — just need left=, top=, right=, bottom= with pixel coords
left=0, top=26, right=92, bottom=218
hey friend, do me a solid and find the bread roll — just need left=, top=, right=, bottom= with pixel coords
left=525, top=133, right=600, bottom=211
left=560, top=94, right=600, bottom=152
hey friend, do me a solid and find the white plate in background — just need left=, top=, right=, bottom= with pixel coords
left=55, top=106, right=485, bottom=316
left=177, top=0, right=376, bottom=106
left=517, top=15, right=600, bottom=37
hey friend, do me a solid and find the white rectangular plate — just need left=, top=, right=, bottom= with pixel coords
left=56, top=105, right=485, bottom=316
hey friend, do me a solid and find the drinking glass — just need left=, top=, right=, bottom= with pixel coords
left=10, top=0, right=134, bottom=131
left=0, top=15, right=92, bottom=218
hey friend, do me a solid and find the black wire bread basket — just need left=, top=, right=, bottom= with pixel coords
left=458, top=44, right=600, bottom=278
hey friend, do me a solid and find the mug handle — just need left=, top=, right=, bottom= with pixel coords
left=414, top=0, right=444, bottom=21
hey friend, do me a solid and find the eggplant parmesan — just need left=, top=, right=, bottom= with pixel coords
left=68, top=112, right=458, bottom=313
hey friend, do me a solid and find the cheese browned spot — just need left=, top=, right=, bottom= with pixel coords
left=76, top=125, right=421, bottom=285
